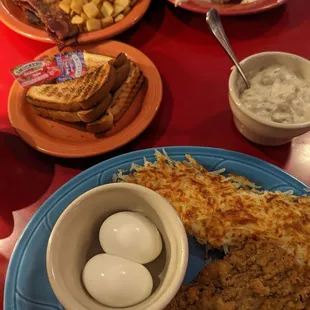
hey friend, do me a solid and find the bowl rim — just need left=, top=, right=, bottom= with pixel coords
left=229, top=51, right=310, bottom=129
left=46, top=182, right=189, bottom=310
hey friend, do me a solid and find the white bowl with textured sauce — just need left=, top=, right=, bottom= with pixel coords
left=46, top=183, right=188, bottom=310
left=229, top=52, right=310, bottom=146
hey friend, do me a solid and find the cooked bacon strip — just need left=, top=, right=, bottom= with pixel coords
left=13, top=0, right=79, bottom=48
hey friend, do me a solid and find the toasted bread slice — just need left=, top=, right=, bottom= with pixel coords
left=113, top=53, right=128, bottom=69
left=108, top=61, right=143, bottom=121
left=31, top=106, right=81, bottom=122
left=85, top=62, right=144, bottom=134
left=79, top=67, right=115, bottom=110
left=83, top=51, right=128, bottom=72
left=83, top=51, right=114, bottom=69
left=26, top=62, right=116, bottom=112
left=86, top=111, right=114, bottom=133
left=114, top=73, right=144, bottom=122
left=111, top=62, right=131, bottom=93
left=31, top=93, right=112, bottom=123
left=77, top=93, right=112, bottom=123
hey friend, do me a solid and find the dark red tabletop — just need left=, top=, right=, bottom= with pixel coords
left=1, top=0, right=310, bottom=306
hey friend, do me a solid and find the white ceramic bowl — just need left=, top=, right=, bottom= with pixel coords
left=46, top=183, right=188, bottom=310
left=229, top=51, right=310, bottom=146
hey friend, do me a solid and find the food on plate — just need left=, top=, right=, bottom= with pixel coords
left=32, top=93, right=113, bottom=123
left=82, top=253, right=153, bottom=307
left=83, top=50, right=114, bottom=67
left=82, top=211, right=162, bottom=306
left=99, top=211, right=162, bottom=264
left=25, top=51, right=144, bottom=134
left=86, top=61, right=144, bottom=133
left=12, top=0, right=139, bottom=48
left=239, top=65, right=310, bottom=124
left=26, top=61, right=116, bottom=111
left=59, top=0, right=137, bottom=33
left=107, top=61, right=143, bottom=122
left=12, top=0, right=79, bottom=48
left=165, top=241, right=310, bottom=309
left=115, top=150, right=310, bottom=266
left=175, top=0, right=256, bottom=6
left=114, top=150, right=310, bottom=308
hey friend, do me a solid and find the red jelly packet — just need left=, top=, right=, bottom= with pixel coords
left=10, top=57, right=62, bottom=89
left=55, top=51, right=87, bottom=83
left=10, top=51, right=87, bottom=88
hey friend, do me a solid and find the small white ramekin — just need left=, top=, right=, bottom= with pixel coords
left=46, top=183, right=188, bottom=310
left=229, top=51, right=310, bottom=146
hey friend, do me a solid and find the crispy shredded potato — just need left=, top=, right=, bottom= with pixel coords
left=115, top=150, right=310, bottom=266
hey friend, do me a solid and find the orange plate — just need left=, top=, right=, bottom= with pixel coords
left=169, top=0, right=287, bottom=15
left=8, top=41, right=163, bottom=158
left=0, top=0, right=151, bottom=43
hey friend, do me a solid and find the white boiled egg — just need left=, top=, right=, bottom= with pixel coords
left=82, top=253, right=153, bottom=307
left=99, top=211, right=163, bottom=264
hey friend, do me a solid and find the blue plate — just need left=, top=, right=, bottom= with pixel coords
left=4, top=146, right=308, bottom=310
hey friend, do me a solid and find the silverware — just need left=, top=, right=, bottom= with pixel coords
left=206, top=8, right=251, bottom=88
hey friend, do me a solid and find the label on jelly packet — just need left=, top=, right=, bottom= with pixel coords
left=11, top=57, right=62, bottom=88
left=55, top=51, right=87, bottom=83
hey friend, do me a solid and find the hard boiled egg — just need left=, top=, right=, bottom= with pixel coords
left=82, top=253, right=153, bottom=307
left=99, top=211, right=163, bottom=264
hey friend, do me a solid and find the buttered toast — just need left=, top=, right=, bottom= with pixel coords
left=26, top=62, right=116, bottom=111
left=87, top=61, right=144, bottom=133
left=32, top=93, right=112, bottom=123
left=108, top=61, right=143, bottom=122
left=28, top=52, right=144, bottom=134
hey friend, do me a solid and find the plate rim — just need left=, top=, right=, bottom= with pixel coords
left=168, top=0, right=287, bottom=15
left=0, top=0, right=151, bottom=43
left=4, top=146, right=308, bottom=309
left=8, top=40, right=163, bottom=158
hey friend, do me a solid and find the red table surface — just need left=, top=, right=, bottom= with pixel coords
left=1, top=0, right=310, bottom=306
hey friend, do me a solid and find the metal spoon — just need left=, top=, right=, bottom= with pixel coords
left=206, top=8, right=250, bottom=88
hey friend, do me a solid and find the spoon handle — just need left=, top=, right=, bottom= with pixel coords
left=206, top=8, right=250, bottom=88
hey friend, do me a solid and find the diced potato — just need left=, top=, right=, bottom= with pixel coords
left=81, top=12, right=88, bottom=20
left=59, top=1, right=71, bottom=14
left=83, top=2, right=100, bottom=18
left=59, top=0, right=124, bottom=33
left=112, top=3, right=126, bottom=17
left=101, top=1, right=114, bottom=17
left=114, top=13, right=124, bottom=22
left=101, top=16, right=114, bottom=28
left=71, top=15, right=85, bottom=24
left=86, top=18, right=101, bottom=31
left=123, top=6, right=131, bottom=15
left=115, top=0, right=130, bottom=6
left=62, top=0, right=72, bottom=5
left=71, top=0, right=84, bottom=14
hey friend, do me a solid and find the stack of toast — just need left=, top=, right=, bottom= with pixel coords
left=25, top=52, right=144, bottom=134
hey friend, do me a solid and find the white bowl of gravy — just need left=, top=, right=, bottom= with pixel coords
left=229, top=51, right=310, bottom=146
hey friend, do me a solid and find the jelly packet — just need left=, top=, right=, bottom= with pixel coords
left=10, top=57, right=62, bottom=89
left=55, top=51, right=87, bottom=83
left=11, top=51, right=88, bottom=88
